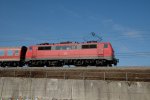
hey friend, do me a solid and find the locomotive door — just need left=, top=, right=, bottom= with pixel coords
left=97, top=44, right=104, bottom=56
left=32, top=46, right=37, bottom=59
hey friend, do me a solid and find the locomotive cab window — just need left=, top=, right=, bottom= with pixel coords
left=38, top=46, right=51, bottom=50
left=82, top=44, right=97, bottom=49
left=0, top=50, right=4, bottom=56
left=104, top=44, right=108, bottom=48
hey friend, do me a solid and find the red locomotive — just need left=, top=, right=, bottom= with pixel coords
left=0, top=41, right=118, bottom=67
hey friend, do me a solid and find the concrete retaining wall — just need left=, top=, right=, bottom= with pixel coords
left=0, top=77, right=150, bottom=100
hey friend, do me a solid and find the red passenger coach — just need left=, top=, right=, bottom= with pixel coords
left=0, top=46, right=27, bottom=67
left=26, top=41, right=118, bottom=67
left=0, top=47, right=21, bottom=67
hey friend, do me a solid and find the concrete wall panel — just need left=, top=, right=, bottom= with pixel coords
left=0, top=77, right=31, bottom=99
left=0, top=77, right=150, bottom=100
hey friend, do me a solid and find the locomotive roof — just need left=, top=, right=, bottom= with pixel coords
left=34, top=41, right=111, bottom=46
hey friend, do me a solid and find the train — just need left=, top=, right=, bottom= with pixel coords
left=0, top=41, right=119, bottom=67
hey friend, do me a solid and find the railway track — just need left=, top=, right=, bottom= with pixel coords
left=0, top=66, right=150, bottom=82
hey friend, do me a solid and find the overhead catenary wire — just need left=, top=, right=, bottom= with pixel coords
left=0, top=33, right=150, bottom=58
left=0, top=32, right=150, bottom=42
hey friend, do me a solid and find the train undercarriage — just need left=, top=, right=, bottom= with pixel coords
left=27, top=59, right=117, bottom=67
left=0, top=61, right=20, bottom=67
left=0, top=59, right=117, bottom=67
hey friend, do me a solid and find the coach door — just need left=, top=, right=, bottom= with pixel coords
left=97, top=43, right=104, bottom=56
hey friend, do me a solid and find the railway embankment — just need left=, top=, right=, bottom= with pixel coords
left=0, top=67, right=150, bottom=100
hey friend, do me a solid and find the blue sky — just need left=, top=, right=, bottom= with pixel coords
left=0, top=0, right=150, bottom=66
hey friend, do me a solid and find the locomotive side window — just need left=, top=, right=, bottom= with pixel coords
left=90, top=44, right=97, bottom=48
left=55, top=45, right=77, bottom=50
left=0, top=50, right=4, bottom=56
left=82, top=45, right=89, bottom=49
left=104, top=44, right=108, bottom=48
left=7, top=50, right=13, bottom=56
left=72, top=45, right=77, bottom=49
left=82, top=44, right=97, bottom=49
left=55, top=46, right=61, bottom=50
left=38, top=46, right=51, bottom=50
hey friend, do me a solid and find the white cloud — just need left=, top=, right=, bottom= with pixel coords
left=119, top=45, right=131, bottom=52
left=125, top=31, right=142, bottom=38
left=102, top=19, right=145, bottom=54
left=103, top=19, right=143, bottom=38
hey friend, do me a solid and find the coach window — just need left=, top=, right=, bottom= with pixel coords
left=0, top=50, right=4, bottom=56
left=7, top=50, right=13, bottom=56
left=104, top=44, right=108, bottom=48
left=15, top=50, right=19, bottom=56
